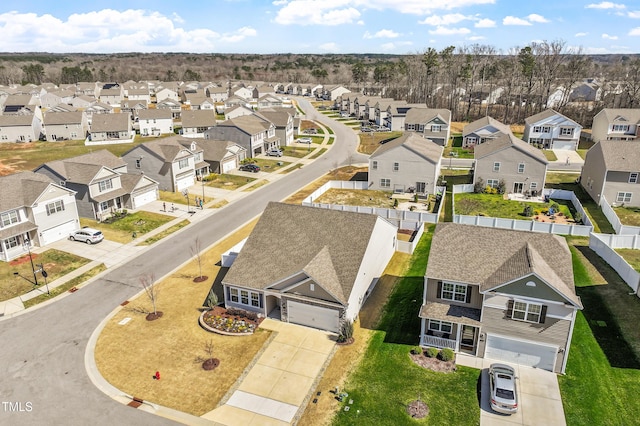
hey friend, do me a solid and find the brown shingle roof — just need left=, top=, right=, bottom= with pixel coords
left=474, top=133, right=548, bottom=164
left=370, top=132, right=443, bottom=163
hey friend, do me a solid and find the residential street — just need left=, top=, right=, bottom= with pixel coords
left=0, top=99, right=365, bottom=426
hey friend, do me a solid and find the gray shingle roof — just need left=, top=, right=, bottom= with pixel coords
left=0, top=115, right=35, bottom=126
left=474, top=133, right=548, bottom=164
left=181, top=110, right=216, bottom=128
left=186, top=138, right=243, bottom=162
left=137, top=109, right=172, bottom=120
left=0, top=171, right=56, bottom=212
left=463, top=116, right=512, bottom=135
left=222, top=202, right=381, bottom=304
left=600, top=108, right=640, bottom=124
left=90, top=113, right=129, bottom=132
left=218, top=114, right=272, bottom=135
left=43, top=111, right=83, bottom=125
left=426, top=223, right=581, bottom=307
left=370, top=132, right=443, bottom=163
left=39, top=150, right=126, bottom=184
left=592, top=140, right=640, bottom=171
left=404, top=108, right=451, bottom=124
left=138, top=137, right=195, bottom=162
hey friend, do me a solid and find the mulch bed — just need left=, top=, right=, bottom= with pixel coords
left=406, top=400, right=429, bottom=419
left=145, top=311, right=164, bottom=321
left=202, top=358, right=220, bottom=370
left=193, top=276, right=209, bottom=283
left=205, top=306, right=264, bottom=326
left=410, top=353, right=456, bottom=373
left=336, top=337, right=355, bottom=346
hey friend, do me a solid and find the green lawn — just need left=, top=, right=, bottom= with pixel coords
left=138, top=220, right=190, bottom=246
left=1, top=250, right=91, bottom=302
left=204, top=174, right=256, bottom=190
left=613, top=206, right=640, bottom=227
left=243, top=158, right=291, bottom=172
left=80, top=211, right=174, bottom=243
left=333, top=229, right=480, bottom=426
left=443, top=146, right=474, bottom=159
left=454, top=192, right=575, bottom=219
left=542, top=150, right=558, bottom=161
left=559, top=237, right=640, bottom=425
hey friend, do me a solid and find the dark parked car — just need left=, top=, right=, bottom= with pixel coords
left=239, top=164, right=261, bottom=173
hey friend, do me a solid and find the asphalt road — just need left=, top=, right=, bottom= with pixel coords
left=0, top=99, right=366, bottom=426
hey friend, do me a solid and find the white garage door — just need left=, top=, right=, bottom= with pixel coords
left=176, top=175, right=194, bottom=192
left=133, top=189, right=157, bottom=209
left=287, top=301, right=340, bottom=333
left=222, top=158, right=237, bottom=173
left=552, top=140, right=576, bottom=150
left=40, top=220, right=78, bottom=245
left=485, top=334, right=557, bottom=371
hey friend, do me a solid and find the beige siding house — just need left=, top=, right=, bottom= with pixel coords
left=474, top=134, right=548, bottom=195
left=580, top=140, right=640, bottom=207
left=591, top=108, right=640, bottom=142
left=88, top=113, right=132, bottom=143
left=404, top=108, right=451, bottom=146
left=43, top=111, right=88, bottom=141
left=462, top=116, right=512, bottom=148
left=419, top=223, right=582, bottom=373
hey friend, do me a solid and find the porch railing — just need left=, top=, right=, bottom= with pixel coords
left=420, top=334, right=456, bottom=350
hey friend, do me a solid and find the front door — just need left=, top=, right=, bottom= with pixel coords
left=460, top=325, right=478, bottom=355
left=416, top=182, right=426, bottom=194
left=513, top=182, right=524, bottom=194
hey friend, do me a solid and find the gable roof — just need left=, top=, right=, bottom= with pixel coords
left=222, top=202, right=382, bottom=304
left=255, top=109, right=293, bottom=127
left=370, top=132, right=443, bottom=163
left=90, top=113, right=129, bottom=132
left=464, top=116, right=512, bottom=135
left=43, top=111, right=84, bottom=125
left=426, top=223, right=581, bottom=307
left=404, top=108, right=451, bottom=124
left=181, top=109, right=216, bottom=128
left=188, top=138, right=245, bottom=162
left=136, top=137, right=196, bottom=162
left=0, top=171, right=61, bottom=212
left=474, top=133, right=548, bottom=164
left=37, top=150, right=126, bottom=184
left=137, top=109, right=172, bottom=120
left=217, top=114, right=272, bottom=135
left=524, top=109, right=580, bottom=126
left=589, top=140, right=640, bottom=172
left=599, top=108, right=640, bottom=124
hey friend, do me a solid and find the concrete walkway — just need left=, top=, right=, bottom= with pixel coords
left=202, top=319, right=336, bottom=425
left=457, top=354, right=566, bottom=426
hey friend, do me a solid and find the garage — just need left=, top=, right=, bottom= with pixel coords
left=484, top=334, right=557, bottom=371
left=552, top=140, right=576, bottom=150
left=222, top=158, right=237, bottom=173
left=176, top=174, right=194, bottom=192
left=40, top=220, right=78, bottom=245
left=132, top=189, right=157, bottom=209
left=287, top=300, right=340, bottom=333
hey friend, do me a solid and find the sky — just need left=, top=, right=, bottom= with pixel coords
left=0, top=0, right=639, bottom=55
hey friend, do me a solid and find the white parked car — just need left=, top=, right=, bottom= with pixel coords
left=298, top=137, right=312, bottom=144
left=70, top=228, right=104, bottom=244
left=489, top=363, right=518, bottom=414
left=267, top=148, right=283, bottom=157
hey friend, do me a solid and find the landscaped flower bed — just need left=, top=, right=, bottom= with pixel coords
left=199, top=306, right=262, bottom=336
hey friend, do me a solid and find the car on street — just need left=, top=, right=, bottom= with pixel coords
left=239, top=163, right=261, bottom=173
left=489, top=363, right=518, bottom=414
left=69, top=228, right=104, bottom=244
left=266, top=148, right=283, bottom=157
left=297, top=137, right=312, bottom=144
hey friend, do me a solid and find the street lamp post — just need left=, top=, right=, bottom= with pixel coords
left=24, top=238, right=37, bottom=286
left=13, top=237, right=49, bottom=295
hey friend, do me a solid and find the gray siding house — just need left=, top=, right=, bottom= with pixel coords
left=591, top=108, right=640, bottom=142
left=580, top=140, right=640, bottom=207
left=462, top=116, right=512, bottom=148
left=474, top=133, right=549, bottom=195
left=205, top=115, right=279, bottom=157
left=89, top=113, right=132, bottom=143
left=419, top=223, right=582, bottom=373
left=43, top=111, right=89, bottom=141
left=404, top=108, right=451, bottom=146
left=369, top=133, right=443, bottom=195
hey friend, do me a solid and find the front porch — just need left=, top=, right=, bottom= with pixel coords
left=419, top=302, right=482, bottom=355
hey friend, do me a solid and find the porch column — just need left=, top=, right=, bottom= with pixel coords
left=455, top=324, right=462, bottom=352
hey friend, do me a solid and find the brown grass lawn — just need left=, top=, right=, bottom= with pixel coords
left=158, top=190, right=214, bottom=206
left=94, top=220, right=271, bottom=416
left=314, top=188, right=393, bottom=208
left=204, top=174, right=256, bottom=191
left=357, top=131, right=402, bottom=155
left=284, top=166, right=368, bottom=205
left=613, top=206, right=640, bottom=227
left=616, top=249, right=640, bottom=272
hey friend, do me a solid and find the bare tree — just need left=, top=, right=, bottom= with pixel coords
left=139, top=273, right=161, bottom=320
left=190, top=237, right=207, bottom=282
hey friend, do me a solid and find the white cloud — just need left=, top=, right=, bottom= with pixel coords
left=629, top=27, right=640, bottom=35
left=527, top=14, right=549, bottom=23
left=272, top=0, right=288, bottom=5
left=629, top=11, right=640, bottom=18
left=220, top=27, right=257, bottom=43
left=467, top=35, right=486, bottom=40
left=575, top=32, right=588, bottom=37
left=475, top=18, right=496, bottom=28
left=585, top=2, right=626, bottom=9
left=274, top=1, right=361, bottom=25
left=419, top=13, right=470, bottom=25
left=602, top=33, right=618, bottom=39
left=363, top=29, right=400, bottom=39
left=319, top=42, right=340, bottom=52
left=428, top=26, right=471, bottom=35
left=355, top=0, right=496, bottom=15
left=503, top=16, right=532, bottom=26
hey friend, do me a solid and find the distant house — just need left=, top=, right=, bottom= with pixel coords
left=369, top=132, right=442, bottom=195
left=591, top=108, right=640, bottom=142
left=120, top=100, right=148, bottom=121
left=0, top=171, right=80, bottom=261
left=155, top=87, right=179, bottom=103
left=384, top=103, right=425, bottom=131
left=184, top=93, right=215, bottom=110
left=40, top=89, right=74, bottom=109
left=462, top=116, right=512, bottom=148
left=70, top=95, right=97, bottom=109
left=256, top=109, right=295, bottom=146
left=404, top=108, right=452, bottom=146
left=256, top=94, right=283, bottom=109
left=156, top=98, right=182, bottom=119
left=224, top=104, right=255, bottom=120
left=230, top=86, right=253, bottom=100
left=224, top=95, right=251, bottom=109
left=98, top=86, right=123, bottom=106
left=137, top=109, right=174, bottom=137
left=84, top=101, right=113, bottom=125
left=373, top=99, right=406, bottom=127
left=222, top=202, right=397, bottom=333
left=190, top=138, right=246, bottom=174
left=207, top=86, right=228, bottom=103
left=43, top=111, right=89, bottom=141
left=88, top=113, right=133, bottom=144
left=580, top=140, right=640, bottom=207
left=321, top=84, right=351, bottom=101
left=353, top=96, right=382, bottom=120
left=252, top=85, right=275, bottom=100
left=127, top=88, right=151, bottom=103
left=523, top=109, right=582, bottom=150
left=181, top=110, right=216, bottom=138
left=0, top=114, right=42, bottom=143
left=205, top=114, right=279, bottom=157
left=419, top=223, right=582, bottom=374
left=474, top=133, right=548, bottom=195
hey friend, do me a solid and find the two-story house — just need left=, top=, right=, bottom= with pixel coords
left=155, top=87, right=180, bottom=103
left=180, top=110, right=216, bottom=139
left=462, top=116, right=512, bottom=148
left=419, top=223, right=582, bottom=373
left=0, top=114, right=42, bottom=143
left=206, top=86, right=229, bottom=103
left=404, top=108, right=452, bottom=146
left=384, top=103, right=425, bottom=131
left=137, top=109, right=174, bottom=137
left=369, top=133, right=443, bottom=195
left=43, top=111, right=89, bottom=141
left=373, top=99, right=407, bottom=128
left=591, top=108, right=640, bottom=142
left=352, top=96, right=382, bottom=121
left=88, top=113, right=133, bottom=144
left=523, top=109, right=582, bottom=150
left=256, top=94, right=283, bottom=110
left=156, top=98, right=182, bottom=119
left=256, top=109, right=295, bottom=146
left=580, top=140, right=640, bottom=207
left=122, top=137, right=197, bottom=192
left=0, top=172, right=80, bottom=261
left=474, top=133, right=549, bottom=195
left=205, top=115, right=279, bottom=157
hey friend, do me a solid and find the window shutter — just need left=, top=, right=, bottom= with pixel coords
left=506, top=300, right=514, bottom=318
left=465, top=287, right=472, bottom=304
left=437, top=281, right=443, bottom=299
left=539, top=305, right=547, bottom=324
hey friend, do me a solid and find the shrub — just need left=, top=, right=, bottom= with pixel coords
left=439, top=348, right=455, bottom=362
left=337, top=319, right=354, bottom=343
left=522, top=205, right=533, bottom=217
left=393, top=198, right=399, bottom=208
left=474, top=178, right=485, bottom=193
left=497, top=179, right=506, bottom=195
left=411, top=346, right=423, bottom=355
left=425, top=347, right=439, bottom=358
left=574, top=212, right=583, bottom=224
left=414, top=193, right=419, bottom=203
left=205, top=288, right=218, bottom=310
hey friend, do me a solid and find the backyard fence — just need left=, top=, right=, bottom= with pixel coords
left=451, top=185, right=593, bottom=236
left=396, top=222, right=425, bottom=254
left=589, top=233, right=640, bottom=295
left=600, top=197, right=640, bottom=235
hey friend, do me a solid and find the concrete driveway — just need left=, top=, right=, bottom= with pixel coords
left=202, top=319, right=336, bottom=425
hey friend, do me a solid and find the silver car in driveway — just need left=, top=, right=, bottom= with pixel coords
left=489, top=363, right=518, bottom=414
left=69, top=228, right=104, bottom=244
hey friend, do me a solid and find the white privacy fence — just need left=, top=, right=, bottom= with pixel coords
left=600, top=197, right=640, bottom=235
left=451, top=185, right=593, bottom=236
left=396, top=222, right=425, bottom=254
left=590, top=233, right=640, bottom=295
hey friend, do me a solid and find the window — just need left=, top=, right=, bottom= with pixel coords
left=487, top=179, right=499, bottom=188
left=431, top=124, right=442, bottom=132
left=629, top=173, right=638, bottom=184
left=135, top=159, right=141, bottom=169
left=512, top=300, right=543, bottom=323
left=240, top=290, right=249, bottom=305
left=228, top=287, right=262, bottom=308
left=428, top=319, right=453, bottom=334
left=517, top=163, right=525, bottom=173
left=465, top=136, right=477, bottom=145
left=493, top=162, right=500, bottom=172
left=380, top=178, right=390, bottom=188
left=5, top=236, right=19, bottom=249
left=406, top=124, right=415, bottom=131
left=372, top=161, right=378, bottom=170
left=251, top=292, right=260, bottom=307
left=106, top=131, right=119, bottom=139
left=178, top=158, right=189, bottom=169
left=229, top=288, right=239, bottom=303
left=613, top=124, right=629, bottom=132
left=617, top=192, right=632, bottom=203
left=99, top=201, right=109, bottom=212
left=533, top=126, right=551, bottom=133
left=393, top=162, right=399, bottom=172
left=530, top=182, right=538, bottom=190
left=560, top=127, right=574, bottom=136
left=1, top=210, right=19, bottom=227
left=440, top=282, right=468, bottom=302
left=46, top=200, right=65, bottom=216
left=98, top=179, right=113, bottom=192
